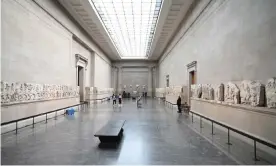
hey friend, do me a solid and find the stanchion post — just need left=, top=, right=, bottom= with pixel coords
left=253, top=140, right=259, bottom=161
left=32, top=117, right=35, bottom=128
left=227, top=128, right=232, bottom=145
left=200, top=117, right=203, bottom=128
left=211, top=121, right=214, bottom=135
left=16, top=122, right=18, bottom=134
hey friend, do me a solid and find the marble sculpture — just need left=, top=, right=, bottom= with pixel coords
left=215, top=83, right=224, bottom=101
left=1, top=81, right=79, bottom=105
left=224, top=82, right=240, bottom=104
left=266, top=77, right=276, bottom=108
left=240, top=80, right=265, bottom=106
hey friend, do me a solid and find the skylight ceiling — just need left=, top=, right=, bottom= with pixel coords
left=89, top=0, right=163, bottom=58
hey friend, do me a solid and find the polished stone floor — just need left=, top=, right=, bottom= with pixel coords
left=1, top=99, right=273, bottom=164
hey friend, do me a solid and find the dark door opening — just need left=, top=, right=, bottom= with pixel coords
left=190, top=71, right=196, bottom=85
left=77, top=66, right=84, bottom=101
left=166, top=75, right=169, bottom=87
left=188, top=70, right=196, bottom=105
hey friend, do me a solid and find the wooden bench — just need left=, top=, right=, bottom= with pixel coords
left=94, top=120, right=125, bottom=143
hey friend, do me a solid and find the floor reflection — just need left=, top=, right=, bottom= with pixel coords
left=1, top=99, right=237, bottom=165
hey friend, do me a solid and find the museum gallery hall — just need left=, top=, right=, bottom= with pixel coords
left=1, top=0, right=276, bottom=165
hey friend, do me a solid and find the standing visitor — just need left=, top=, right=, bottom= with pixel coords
left=118, top=94, right=122, bottom=107
left=112, top=94, right=116, bottom=106
left=177, top=96, right=182, bottom=113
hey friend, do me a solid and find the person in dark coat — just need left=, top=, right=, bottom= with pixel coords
left=112, top=94, right=116, bottom=106
left=177, top=96, right=181, bottom=113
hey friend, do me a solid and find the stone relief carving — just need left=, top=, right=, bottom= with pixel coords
left=165, top=86, right=183, bottom=96
left=190, top=79, right=276, bottom=108
left=240, top=80, right=265, bottom=107
left=201, top=84, right=214, bottom=100
left=156, top=88, right=165, bottom=98
left=172, top=86, right=183, bottom=96
left=191, top=84, right=202, bottom=98
left=164, top=86, right=180, bottom=96
left=266, top=77, right=276, bottom=108
left=214, top=83, right=224, bottom=102
left=224, top=82, right=240, bottom=104
left=85, top=87, right=97, bottom=95
left=156, top=88, right=165, bottom=94
left=85, top=87, right=114, bottom=100
left=96, top=88, right=114, bottom=95
left=1, top=81, right=79, bottom=105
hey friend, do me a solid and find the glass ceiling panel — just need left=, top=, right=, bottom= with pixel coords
left=89, top=0, right=163, bottom=57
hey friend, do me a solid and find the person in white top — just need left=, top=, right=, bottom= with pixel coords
left=118, top=94, right=122, bottom=107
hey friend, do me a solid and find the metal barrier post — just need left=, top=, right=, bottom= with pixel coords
left=55, top=111, right=57, bottom=120
left=254, top=140, right=259, bottom=161
left=32, top=117, right=35, bottom=128
left=211, top=121, right=215, bottom=135
left=192, top=113, right=193, bottom=123
left=16, top=122, right=18, bottom=134
left=46, top=114, right=48, bottom=123
left=227, top=128, right=232, bottom=145
left=200, top=117, right=203, bottom=128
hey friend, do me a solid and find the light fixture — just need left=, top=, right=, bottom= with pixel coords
left=89, top=0, right=163, bottom=58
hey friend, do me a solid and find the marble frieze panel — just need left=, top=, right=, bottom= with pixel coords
left=266, top=77, right=276, bottom=108
left=201, top=84, right=214, bottom=100
left=191, top=84, right=202, bottom=98
left=224, top=82, right=240, bottom=104
left=156, top=88, right=165, bottom=94
left=214, top=83, right=224, bottom=102
left=156, top=88, right=165, bottom=98
left=240, top=80, right=265, bottom=107
left=1, top=81, right=79, bottom=105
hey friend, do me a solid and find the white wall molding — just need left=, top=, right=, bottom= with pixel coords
left=75, top=54, right=88, bottom=70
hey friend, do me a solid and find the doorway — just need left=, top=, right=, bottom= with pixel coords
left=188, top=70, right=196, bottom=105
left=187, top=61, right=197, bottom=105
left=166, top=75, right=169, bottom=87
left=77, top=66, right=85, bottom=102
left=189, top=71, right=196, bottom=85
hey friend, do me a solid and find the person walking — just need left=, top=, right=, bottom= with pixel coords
left=177, top=96, right=182, bottom=113
left=118, top=94, right=122, bottom=107
left=112, top=94, right=116, bottom=106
